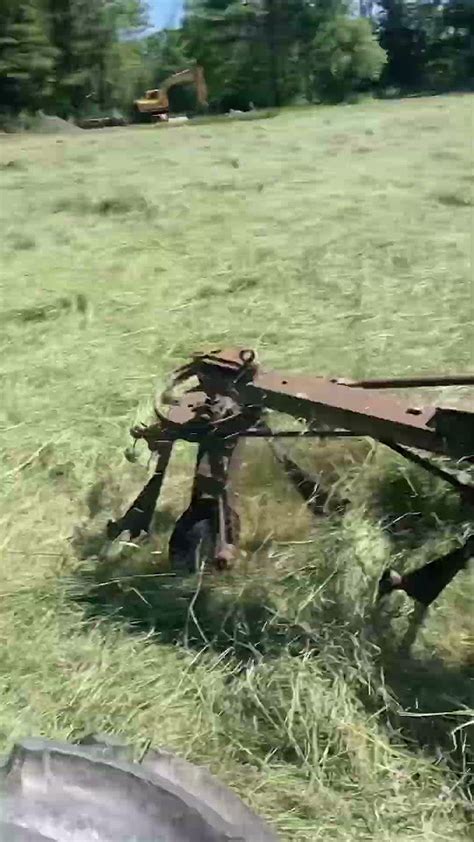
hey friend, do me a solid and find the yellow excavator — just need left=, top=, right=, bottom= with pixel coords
left=134, top=66, right=208, bottom=122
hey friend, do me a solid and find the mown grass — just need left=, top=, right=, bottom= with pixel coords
left=0, top=94, right=473, bottom=840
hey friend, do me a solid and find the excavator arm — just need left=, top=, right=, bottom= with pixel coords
left=158, top=66, right=208, bottom=106
left=108, top=347, right=474, bottom=605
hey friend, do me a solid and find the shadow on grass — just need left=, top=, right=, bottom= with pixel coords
left=71, top=534, right=473, bottom=790
left=363, top=455, right=471, bottom=552
left=72, top=550, right=308, bottom=662
left=70, top=463, right=473, bottom=806
left=367, top=602, right=474, bottom=804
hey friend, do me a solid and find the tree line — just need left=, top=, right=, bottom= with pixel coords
left=0, top=0, right=149, bottom=122
left=0, top=0, right=472, bottom=124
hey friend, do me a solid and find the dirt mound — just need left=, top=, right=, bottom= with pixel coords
left=34, top=113, right=83, bottom=135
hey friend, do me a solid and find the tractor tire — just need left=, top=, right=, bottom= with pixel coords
left=0, top=735, right=278, bottom=842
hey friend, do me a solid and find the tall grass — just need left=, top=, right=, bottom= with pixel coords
left=0, top=94, right=473, bottom=839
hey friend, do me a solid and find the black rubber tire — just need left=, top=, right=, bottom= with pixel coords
left=0, top=736, right=278, bottom=841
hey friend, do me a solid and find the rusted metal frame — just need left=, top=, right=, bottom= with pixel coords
left=160, top=386, right=245, bottom=567
left=191, top=437, right=241, bottom=522
left=109, top=350, right=474, bottom=600
left=168, top=435, right=242, bottom=570
left=190, top=349, right=474, bottom=459
left=135, top=428, right=359, bottom=445
left=205, top=440, right=242, bottom=566
left=229, top=429, right=358, bottom=439
left=234, top=370, right=447, bottom=454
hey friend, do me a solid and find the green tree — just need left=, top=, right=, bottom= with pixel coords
left=45, top=0, right=112, bottom=115
left=44, top=0, right=148, bottom=117
left=377, top=0, right=430, bottom=90
left=143, top=28, right=192, bottom=83
left=184, top=0, right=356, bottom=109
left=106, top=39, right=151, bottom=117
left=292, top=0, right=349, bottom=101
left=183, top=0, right=266, bottom=109
left=311, top=16, right=386, bottom=102
left=107, top=0, right=148, bottom=33
left=98, top=0, right=150, bottom=115
left=376, top=0, right=473, bottom=93
left=0, top=0, right=55, bottom=114
left=184, top=0, right=305, bottom=109
left=426, top=0, right=474, bottom=90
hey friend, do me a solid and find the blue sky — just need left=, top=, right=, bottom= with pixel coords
left=149, top=0, right=184, bottom=30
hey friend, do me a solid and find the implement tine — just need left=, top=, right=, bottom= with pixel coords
left=107, top=441, right=173, bottom=541
left=259, top=420, right=347, bottom=515
left=378, top=536, right=474, bottom=607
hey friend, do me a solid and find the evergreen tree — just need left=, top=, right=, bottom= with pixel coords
left=184, top=0, right=365, bottom=109
left=44, top=0, right=110, bottom=116
left=377, top=0, right=429, bottom=90
left=377, top=0, right=473, bottom=92
left=44, top=0, right=148, bottom=117
left=184, top=0, right=332, bottom=109
left=430, top=0, right=474, bottom=89
left=0, top=0, right=55, bottom=114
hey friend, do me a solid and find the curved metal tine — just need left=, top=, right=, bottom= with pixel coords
left=414, top=537, right=474, bottom=604
left=379, top=538, right=474, bottom=607
left=106, top=441, right=174, bottom=541
left=259, top=421, right=345, bottom=515
left=269, top=438, right=333, bottom=515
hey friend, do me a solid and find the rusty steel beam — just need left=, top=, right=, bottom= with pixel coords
left=188, top=349, right=474, bottom=461
left=240, top=370, right=446, bottom=453
left=339, top=374, right=474, bottom=389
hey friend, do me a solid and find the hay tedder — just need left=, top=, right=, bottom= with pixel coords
left=108, top=348, right=474, bottom=607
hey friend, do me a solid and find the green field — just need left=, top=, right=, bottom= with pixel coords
left=0, top=95, right=473, bottom=840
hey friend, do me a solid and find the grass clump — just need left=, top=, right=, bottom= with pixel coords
left=7, top=232, right=37, bottom=252
left=436, top=190, right=473, bottom=208
left=0, top=159, right=26, bottom=171
left=53, top=189, right=151, bottom=217
left=0, top=296, right=73, bottom=325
